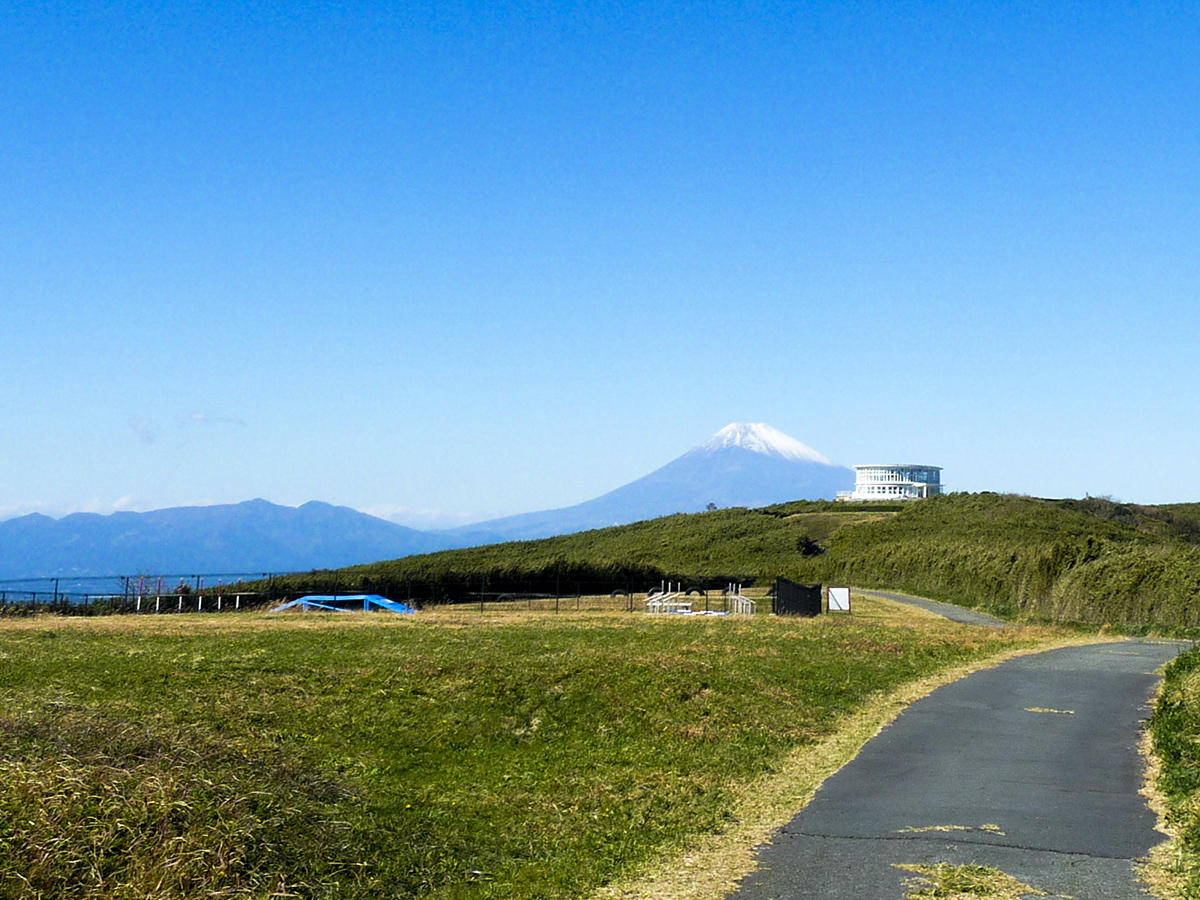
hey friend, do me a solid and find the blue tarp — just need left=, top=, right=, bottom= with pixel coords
left=268, top=594, right=416, bottom=614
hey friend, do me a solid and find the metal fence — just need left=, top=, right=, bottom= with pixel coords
left=0, top=573, right=773, bottom=617
left=0, top=573, right=277, bottom=615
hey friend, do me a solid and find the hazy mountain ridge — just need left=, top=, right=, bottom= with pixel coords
left=0, top=499, right=456, bottom=579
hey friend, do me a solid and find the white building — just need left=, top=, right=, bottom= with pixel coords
left=838, top=464, right=943, bottom=501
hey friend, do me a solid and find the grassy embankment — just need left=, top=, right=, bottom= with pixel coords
left=315, top=493, right=1200, bottom=630
left=0, top=601, right=1059, bottom=899
left=1148, top=645, right=1200, bottom=898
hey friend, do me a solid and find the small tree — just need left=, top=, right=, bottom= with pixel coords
left=796, top=535, right=824, bottom=557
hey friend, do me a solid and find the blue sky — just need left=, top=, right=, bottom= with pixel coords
left=3, top=1, right=1198, bottom=525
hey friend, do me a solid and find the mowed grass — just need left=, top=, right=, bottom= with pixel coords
left=0, top=602, right=1052, bottom=899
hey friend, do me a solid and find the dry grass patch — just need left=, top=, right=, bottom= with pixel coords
left=894, top=863, right=1046, bottom=899
left=1140, top=720, right=1186, bottom=900
left=0, top=705, right=357, bottom=898
left=1140, top=651, right=1200, bottom=900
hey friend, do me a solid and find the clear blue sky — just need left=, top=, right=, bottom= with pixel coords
left=3, top=1, right=1198, bottom=525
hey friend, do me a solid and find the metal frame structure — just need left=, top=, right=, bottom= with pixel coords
left=268, top=593, right=416, bottom=614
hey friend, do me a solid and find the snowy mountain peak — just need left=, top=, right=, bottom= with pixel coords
left=699, top=423, right=833, bottom=464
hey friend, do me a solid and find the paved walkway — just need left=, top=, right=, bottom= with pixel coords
left=730, top=640, right=1186, bottom=899
left=861, top=589, right=1008, bottom=628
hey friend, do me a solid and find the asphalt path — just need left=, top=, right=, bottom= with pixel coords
left=729, top=640, right=1187, bottom=899
left=860, top=590, right=1008, bottom=628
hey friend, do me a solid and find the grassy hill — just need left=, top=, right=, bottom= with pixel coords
left=332, top=503, right=901, bottom=583
left=810, top=493, right=1200, bottom=627
left=302, top=493, right=1200, bottom=630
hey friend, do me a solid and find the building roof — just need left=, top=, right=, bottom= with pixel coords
left=853, top=463, right=942, bottom=471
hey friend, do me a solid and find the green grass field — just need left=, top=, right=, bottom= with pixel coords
left=0, top=601, right=1055, bottom=899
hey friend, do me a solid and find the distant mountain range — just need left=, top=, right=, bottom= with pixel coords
left=0, top=499, right=454, bottom=579
left=0, top=423, right=854, bottom=578
left=448, top=423, right=854, bottom=543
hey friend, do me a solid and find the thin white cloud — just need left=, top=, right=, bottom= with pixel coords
left=128, top=417, right=159, bottom=444
left=0, top=501, right=53, bottom=521
left=128, top=412, right=245, bottom=447
left=362, top=504, right=502, bottom=530
left=79, top=496, right=140, bottom=515
left=0, top=496, right=142, bottom=521
left=182, top=412, right=247, bottom=428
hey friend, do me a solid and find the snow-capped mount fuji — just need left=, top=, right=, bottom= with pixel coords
left=696, top=423, right=833, bottom=464
left=449, top=423, right=854, bottom=544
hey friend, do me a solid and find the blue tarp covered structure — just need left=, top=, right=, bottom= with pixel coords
left=268, top=594, right=416, bottom=614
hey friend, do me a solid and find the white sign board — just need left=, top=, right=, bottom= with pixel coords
left=827, top=586, right=851, bottom=612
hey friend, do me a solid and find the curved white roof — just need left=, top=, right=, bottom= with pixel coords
left=853, top=463, right=942, bottom=471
